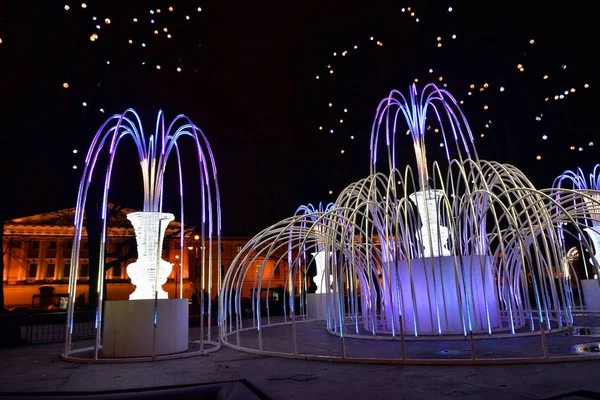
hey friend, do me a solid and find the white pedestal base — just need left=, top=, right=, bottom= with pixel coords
left=307, top=293, right=328, bottom=320
left=102, top=299, right=188, bottom=357
left=379, top=255, right=500, bottom=335
left=582, top=279, right=600, bottom=311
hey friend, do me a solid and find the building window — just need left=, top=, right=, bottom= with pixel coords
left=63, top=241, right=73, bottom=258
left=220, top=244, right=225, bottom=253
left=112, top=265, right=122, bottom=278
left=237, top=244, right=243, bottom=253
left=63, top=263, right=70, bottom=279
left=46, top=264, right=56, bottom=278
left=46, top=241, right=57, bottom=258
left=10, top=240, right=22, bottom=248
left=28, top=241, right=40, bottom=258
left=28, top=263, right=38, bottom=278
left=79, top=242, right=89, bottom=258
left=80, top=263, right=89, bottom=278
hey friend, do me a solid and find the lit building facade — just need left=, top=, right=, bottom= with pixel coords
left=1, top=206, right=278, bottom=309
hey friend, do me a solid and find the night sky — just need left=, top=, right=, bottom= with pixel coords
left=0, top=1, right=595, bottom=235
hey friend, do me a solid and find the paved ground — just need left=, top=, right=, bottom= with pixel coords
left=1, top=338, right=600, bottom=400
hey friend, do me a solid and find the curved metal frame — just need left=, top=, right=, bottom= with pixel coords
left=219, top=84, right=600, bottom=363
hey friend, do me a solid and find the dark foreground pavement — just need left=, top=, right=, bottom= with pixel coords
left=1, top=340, right=600, bottom=400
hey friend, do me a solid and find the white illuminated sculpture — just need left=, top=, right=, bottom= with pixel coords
left=408, top=189, right=450, bottom=257
left=311, top=250, right=329, bottom=294
left=583, top=191, right=600, bottom=268
left=126, top=211, right=175, bottom=300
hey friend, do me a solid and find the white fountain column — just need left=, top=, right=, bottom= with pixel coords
left=126, top=211, right=174, bottom=300
left=409, top=189, right=450, bottom=258
left=581, top=193, right=600, bottom=310
left=102, top=211, right=189, bottom=357
left=307, top=223, right=331, bottom=320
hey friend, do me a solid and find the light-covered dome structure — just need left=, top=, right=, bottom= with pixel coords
left=220, top=84, right=599, bottom=363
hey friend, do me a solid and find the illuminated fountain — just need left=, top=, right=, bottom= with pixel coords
left=553, top=165, right=600, bottom=310
left=63, top=109, right=221, bottom=362
left=220, top=83, right=591, bottom=363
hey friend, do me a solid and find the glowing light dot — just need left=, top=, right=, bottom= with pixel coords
left=410, top=12, right=415, bottom=16
left=570, top=146, right=575, bottom=150
left=64, top=5, right=70, bottom=11
left=438, top=76, right=443, bottom=81
left=316, top=75, right=320, bottom=80
left=0, top=38, right=2, bottom=44
left=328, top=190, right=333, bottom=195
left=154, top=30, right=159, bottom=34
left=350, top=135, right=354, bottom=139
left=82, top=102, right=87, bottom=106
left=329, top=70, right=334, bottom=74
left=343, top=108, right=348, bottom=113
left=452, top=34, right=456, bottom=39
left=536, top=155, right=541, bottom=160
left=163, top=27, right=168, bottom=32
left=468, top=92, right=472, bottom=96
left=81, top=3, right=87, bottom=8
left=128, top=39, right=133, bottom=44
left=328, top=103, right=333, bottom=107
left=156, top=9, right=161, bottom=13
left=63, top=82, right=69, bottom=88
left=562, top=65, right=567, bottom=69
left=429, top=69, right=433, bottom=73
left=319, top=126, right=323, bottom=130
left=72, top=165, right=77, bottom=169
left=437, top=36, right=442, bottom=41
left=542, top=135, right=548, bottom=140
left=589, top=142, right=594, bottom=147
left=584, top=83, right=590, bottom=88
left=104, top=18, right=111, bottom=24
left=554, top=95, right=559, bottom=100
left=197, top=7, right=202, bottom=11
left=330, top=129, right=334, bottom=133
left=96, top=25, right=100, bottom=29
left=141, top=43, right=146, bottom=47
left=437, top=43, right=442, bottom=48
left=73, top=149, right=78, bottom=154
left=414, top=78, right=419, bottom=83
left=500, top=87, right=505, bottom=92
left=354, top=45, right=358, bottom=49
left=480, top=133, right=485, bottom=138
left=570, top=88, right=576, bottom=93
left=440, top=143, right=444, bottom=147
left=340, top=150, right=345, bottom=154
left=543, top=75, right=548, bottom=80
left=470, top=84, right=475, bottom=89
left=434, top=128, right=439, bottom=133
left=167, top=34, right=172, bottom=39
left=579, top=147, right=583, bottom=151
left=133, top=18, right=138, bottom=22
left=519, top=67, right=524, bottom=72
left=529, top=39, right=535, bottom=44
left=100, top=108, right=105, bottom=113
left=370, top=36, right=374, bottom=40
left=401, top=8, right=405, bottom=12
left=448, top=6, right=453, bottom=12
left=415, top=18, right=419, bottom=22
left=176, top=67, right=182, bottom=72
left=483, top=83, right=489, bottom=88
left=559, top=94, right=564, bottom=99
left=186, top=15, right=190, bottom=20
left=92, top=16, right=96, bottom=20
left=339, top=119, right=343, bottom=123
left=169, top=6, right=174, bottom=11
left=483, top=105, right=489, bottom=110
left=156, top=65, right=161, bottom=69
left=459, top=100, right=464, bottom=104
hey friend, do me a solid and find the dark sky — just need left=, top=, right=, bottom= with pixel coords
left=0, top=1, right=595, bottom=235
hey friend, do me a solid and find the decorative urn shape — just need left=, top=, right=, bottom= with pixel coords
left=126, top=211, right=174, bottom=300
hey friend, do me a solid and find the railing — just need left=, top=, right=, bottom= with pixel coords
left=0, top=311, right=96, bottom=346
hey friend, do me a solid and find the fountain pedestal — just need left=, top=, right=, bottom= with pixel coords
left=102, top=299, right=188, bottom=357
left=582, top=226, right=600, bottom=310
left=378, top=255, right=500, bottom=335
